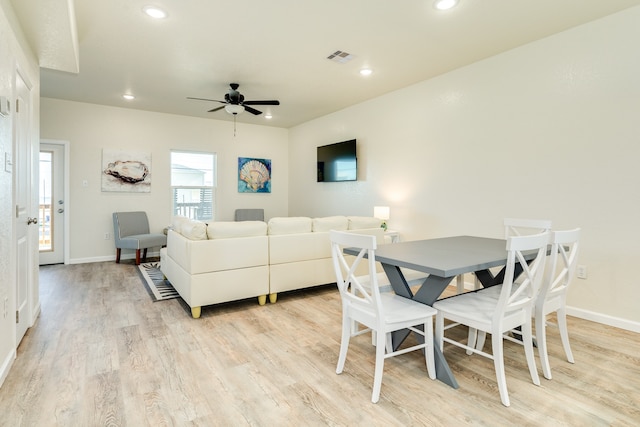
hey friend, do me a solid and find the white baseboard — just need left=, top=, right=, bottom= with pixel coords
left=0, top=348, right=16, bottom=388
left=446, top=283, right=639, bottom=334
left=566, top=306, right=640, bottom=333
left=68, top=250, right=161, bottom=265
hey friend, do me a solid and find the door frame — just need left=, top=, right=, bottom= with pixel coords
left=39, top=139, right=70, bottom=265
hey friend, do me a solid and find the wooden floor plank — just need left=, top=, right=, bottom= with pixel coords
left=0, top=261, right=638, bottom=426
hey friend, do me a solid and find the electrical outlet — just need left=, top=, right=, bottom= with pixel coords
left=576, top=265, right=588, bottom=279
left=104, top=232, right=110, bottom=240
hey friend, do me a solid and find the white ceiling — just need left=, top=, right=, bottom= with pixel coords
left=10, top=0, right=640, bottom=128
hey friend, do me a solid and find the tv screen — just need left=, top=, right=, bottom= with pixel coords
left=317, top=139, right=357, bottom=182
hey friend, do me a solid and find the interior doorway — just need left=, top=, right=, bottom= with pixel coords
left=39, top=141, right=68, bottom=265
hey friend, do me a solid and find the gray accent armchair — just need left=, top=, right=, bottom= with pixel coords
left=234, top=208, right=264, bottom=221
left=113, top=211, right=167, bottom=265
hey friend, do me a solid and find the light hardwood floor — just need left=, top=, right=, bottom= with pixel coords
left=1, top=261, right=639, bottom=426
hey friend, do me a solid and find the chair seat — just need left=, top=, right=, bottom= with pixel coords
left=379, top=293, right=437, bottom=325
left=117, top=233, right=167, bottom=249
left=433, top=291, right=499, bottom=325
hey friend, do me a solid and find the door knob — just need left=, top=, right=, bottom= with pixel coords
left=58, top=208, right=64, bottom=213
left=27, top=217, right=38, bottom=225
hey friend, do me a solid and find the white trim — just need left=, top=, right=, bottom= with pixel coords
left=446, top=284, right=640, bottom=333
left=0, top=348, right=16, bottom=388
left=68, top=249, right=162, bottom=265
left=566, top=306, right=640, bottom=334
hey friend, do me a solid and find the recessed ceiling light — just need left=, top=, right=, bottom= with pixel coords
left=264, top=114, right=273, bottom=119
left=434, top=0, right=458, bottom=11
left=360, top=68, right=373, bottom=76
left=143, top=6, right=167, bottom=19
left=122, top=94, right=135, bottom=100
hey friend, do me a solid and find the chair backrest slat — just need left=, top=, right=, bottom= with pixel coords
left=494, top=231, right=550, bottom=321
left=504, top=218, right=552, bottom=238
left=539, top=228, right=581, bottom=305
left=330, top=230, right=383, bottom=319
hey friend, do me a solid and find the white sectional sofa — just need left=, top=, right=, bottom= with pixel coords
left=161, top=218, right=270, bottom=319
left=267, top=215, right=384, bottom=303
left=160, top=215, right=385, bottom=318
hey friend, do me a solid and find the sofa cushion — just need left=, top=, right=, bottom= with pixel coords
left=171, top=215, right=190, bottom=233
left=207, top=221, right=267, bottom=239
left=312, top=216, right=348, bottom=232
left=347, top=216, right=382, bottom=230
left=171, top=215, right=208, bottom=240
left=268, top=217, right=312, bottom=235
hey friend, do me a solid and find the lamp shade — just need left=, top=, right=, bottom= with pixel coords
left=373, top=206, right=390, bottom=221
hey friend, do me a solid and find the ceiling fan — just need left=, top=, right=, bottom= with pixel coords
left=187, top=83, right=280, bottom=116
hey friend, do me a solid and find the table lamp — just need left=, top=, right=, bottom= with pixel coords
left=374, top=206, right=390, bottom=231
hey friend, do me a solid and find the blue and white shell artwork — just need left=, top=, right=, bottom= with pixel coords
left=238, top=158, right=271, bottom=193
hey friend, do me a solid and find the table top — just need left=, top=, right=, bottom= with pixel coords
left=370, top=235, right=511, bottom=278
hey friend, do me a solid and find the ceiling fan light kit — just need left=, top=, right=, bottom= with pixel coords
left=188, top=83, right=280, bottom=117
left=224, top=104, right=244, bottom=115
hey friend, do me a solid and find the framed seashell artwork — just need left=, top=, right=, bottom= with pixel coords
left=238, top=157, right=271, bottom=193
left=102, top=149, right=152, bottom=192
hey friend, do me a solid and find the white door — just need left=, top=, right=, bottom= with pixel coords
left=39, top=143, right=65, bottom=265
left=15, top=72, right=35, bottom=344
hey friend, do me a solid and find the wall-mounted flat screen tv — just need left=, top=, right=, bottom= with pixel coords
left=317, top=139, right=357, bottom=182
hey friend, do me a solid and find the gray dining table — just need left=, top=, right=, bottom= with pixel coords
left=345, top=235, right=533, bottom=389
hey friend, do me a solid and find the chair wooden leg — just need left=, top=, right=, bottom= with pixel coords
left=143, top=248, right=148, bottom=263
left=336, top=313, right=351, bottom=375
left=467, top=328, right=478, bottom=355
left=116, top=248, right=121, bottom=263
left=371, top=328, right=386, bottom=403
left=424, top=320, right=436, bottom=379
left=523, top=320, right=541, bottom=386
left=536, top=312, right=552, bottom=380
left=135, top=249, right=141, bottom=265
left=557, top=307, right=575, bottom=363
left=492, top=332, right=510, bottom=407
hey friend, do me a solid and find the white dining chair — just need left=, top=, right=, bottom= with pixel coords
left=476, top=229, right=581, bottom=380
left=535, top=228, right=581, bottom=379
left=330, top=230, right=437, bottom=403
left=433, top=231, right=549, bottom=407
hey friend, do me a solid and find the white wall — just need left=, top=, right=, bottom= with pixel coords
left=288, top=7, right=640, bottom=329
left=40, top=99, right=289, bottom=263
left=0, top=0, right=40, bottom=386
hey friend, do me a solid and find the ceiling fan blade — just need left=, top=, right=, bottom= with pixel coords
left=208, top=106, right=225, bottom=113
left=187, top=97, right=225, bottom=103
left=243, top=100, right=280, bottom=106
left=243, top=105, right=263, bottom=115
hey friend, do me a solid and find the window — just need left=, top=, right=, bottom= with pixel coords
left=171, top=151, right=216, bottom=221
left=39, top=150, right=53, bottom=251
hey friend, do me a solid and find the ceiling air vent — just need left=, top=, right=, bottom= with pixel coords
left=327, top=50, right=354, bottom=64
